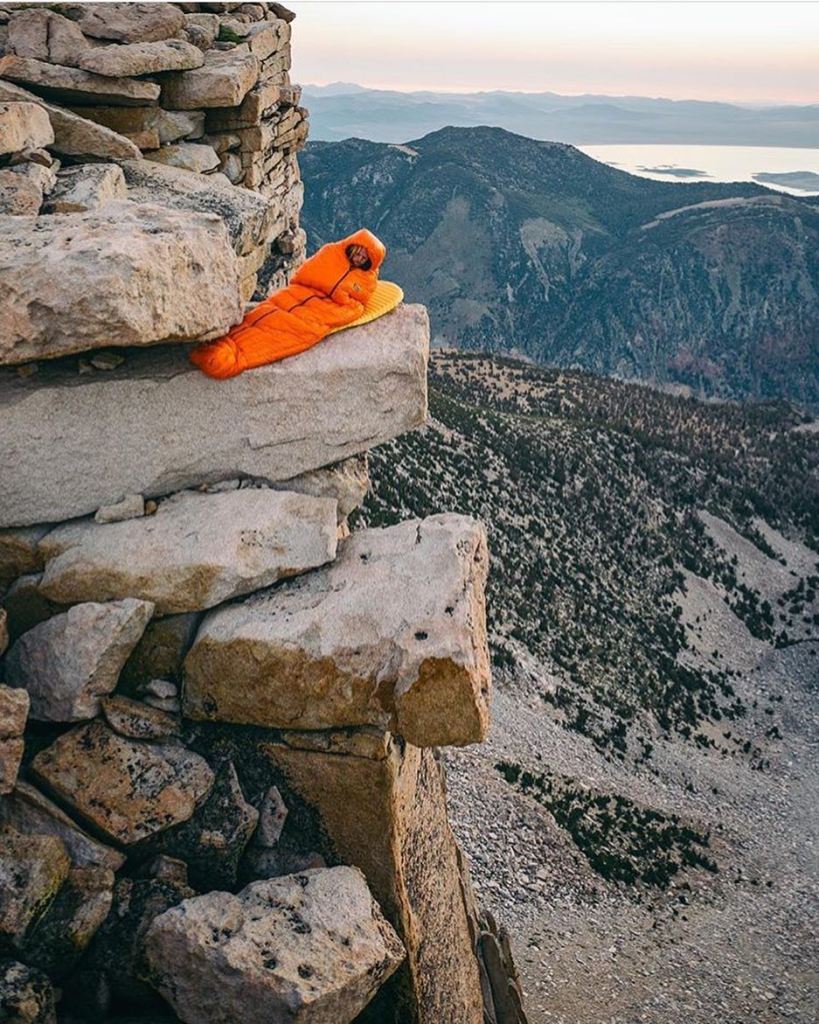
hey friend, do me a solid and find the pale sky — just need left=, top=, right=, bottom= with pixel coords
left=288, top=1, right=819, bottom=104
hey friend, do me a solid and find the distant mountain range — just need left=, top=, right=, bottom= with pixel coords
left=302, top=83, right=819, bottom=147
left=300, top=126, right=819, bottom=404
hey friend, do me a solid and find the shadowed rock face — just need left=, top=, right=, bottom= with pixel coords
left=184, top=514, right=491, bottom=747
left=143, top=867, right=405, bottom=1024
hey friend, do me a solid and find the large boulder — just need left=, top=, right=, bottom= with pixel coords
left=58, top=3, right=186, bottom=44
left=0, top=55, right=160, bottom=106
left=0, top=305, right=429, bottom=528
left=5, top=599, right=153, bottom=722
left=143, top=867, right=405, bottom=1024
left=184, top=514, right=492, bottom=748
left=0, top=80, right=141, bottom=161
left=0, top=102, right=53, bottom=155
left=0, top=201, right=242, bottom=366
left=38, top=489, right=338, bottom=615
left=0, top=782, right=125, bottom=871
left=120, top=158, right=280, bottom=254
left=30, top=720, right=215, bottom=846
left=0, top=831, right=71, bottom=949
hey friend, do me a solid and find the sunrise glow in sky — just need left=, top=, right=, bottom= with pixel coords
left=288, top=1, right=819, bottom=104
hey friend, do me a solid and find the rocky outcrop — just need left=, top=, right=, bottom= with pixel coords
left=184, top=514, right=491, bottom=747
left=0, top=306, right=428, bottom=527
left=0, top=5, right=523, bottom=1022
left=144, top=867, right=405, bottom=1024
left=0, top=202, right=242, bottom=366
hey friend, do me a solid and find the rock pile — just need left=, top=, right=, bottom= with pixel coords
left=0, top=4, right=526, bottom=1022
left=0, top=0, right=306, bottom=311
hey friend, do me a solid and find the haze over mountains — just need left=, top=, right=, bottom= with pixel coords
left=301, top=127, right=819, bottom=404
left=303, top=83, right=819, bottom=147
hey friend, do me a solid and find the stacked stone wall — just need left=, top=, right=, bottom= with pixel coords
left=0, top=4, right=527, bottom=1022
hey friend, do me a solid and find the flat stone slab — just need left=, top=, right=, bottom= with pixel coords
left=184, top=514, right=491, bottom=747
left=143, top=867, right=405, bottom=1024
left=160, top=49, right=260, bottom=110
left=0, top=54, right=160, bottom=106
left=77, top=40, right=204, bottom=78
left=0, top=201, right=241, bottom=367
left=0, top=305, right=428, bottom=528
left=38, top=488, right=338, bottom=615
left=31, top=719, right=215, bottom=846
left=60, top=3, right=186, bottom=44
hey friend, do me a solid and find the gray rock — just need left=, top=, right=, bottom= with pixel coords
left=120, top=157, right=280, bottom=254
left=145, top=679, right=179, bottom=701
left=184, top=514, right=492, bottom=747
left=0, top=201, right=242, bottom=366
left=0, top=831, right=71, bottom=949
left=270, top=454, right=370, bottom=521
left=69, top=105, right=206, bottom=145
left=0, top=79, right=141, bottom=160
left=0, top=781, right=125, bottom=871
left=100, top=694, right=180, bottom=741
left=5, top=599, right=154, bottom=722
left=6, top=8, right=88, bottom=66
left=160, top=47, right=259, bottom=109
left=0, top=54, right=160, bottom=106
left=78, top=39, right=204, bottom=77
left=0, top=101, right=53, bottom=154
left=0, top=961, right=56, bottom=1024
left=42, top=163, right=127, bottom=214
left=145, top=141, right=220, bottom=173
left=94, top=491, right=144, bottom=523
left=59, top=3, right=186, bottom=44
left=0, top=684, right=28, bottom=794
left=31, top=719, right=215, bottom=846
left=38, top=488, right=338, bottom=615
left=0, top=305, right=429, bottom=527
left=257, top=785, right=288, bottom=847
left=0, top=161, right=56, bottom=215
left=143, top=867, right=405, bottom=1024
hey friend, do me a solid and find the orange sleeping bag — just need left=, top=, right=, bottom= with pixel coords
left=189, top=228, right=387, bottom=379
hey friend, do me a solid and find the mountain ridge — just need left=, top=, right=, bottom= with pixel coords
left=301, top=127, right=819, bottom=404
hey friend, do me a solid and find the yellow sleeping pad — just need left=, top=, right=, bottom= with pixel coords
left=328, top=279, right=404, bottom=335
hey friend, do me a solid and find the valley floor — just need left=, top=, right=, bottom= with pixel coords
left=446, top=541, right=818, bottom=1024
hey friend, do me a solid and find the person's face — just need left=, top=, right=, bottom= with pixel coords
left=347, top=244, right=370, bottom=269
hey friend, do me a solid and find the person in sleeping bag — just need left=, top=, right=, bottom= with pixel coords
left=189, top=228, right=387, bottom=379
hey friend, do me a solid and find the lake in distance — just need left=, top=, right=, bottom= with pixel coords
left=578, top=144, right=819, bottom=195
